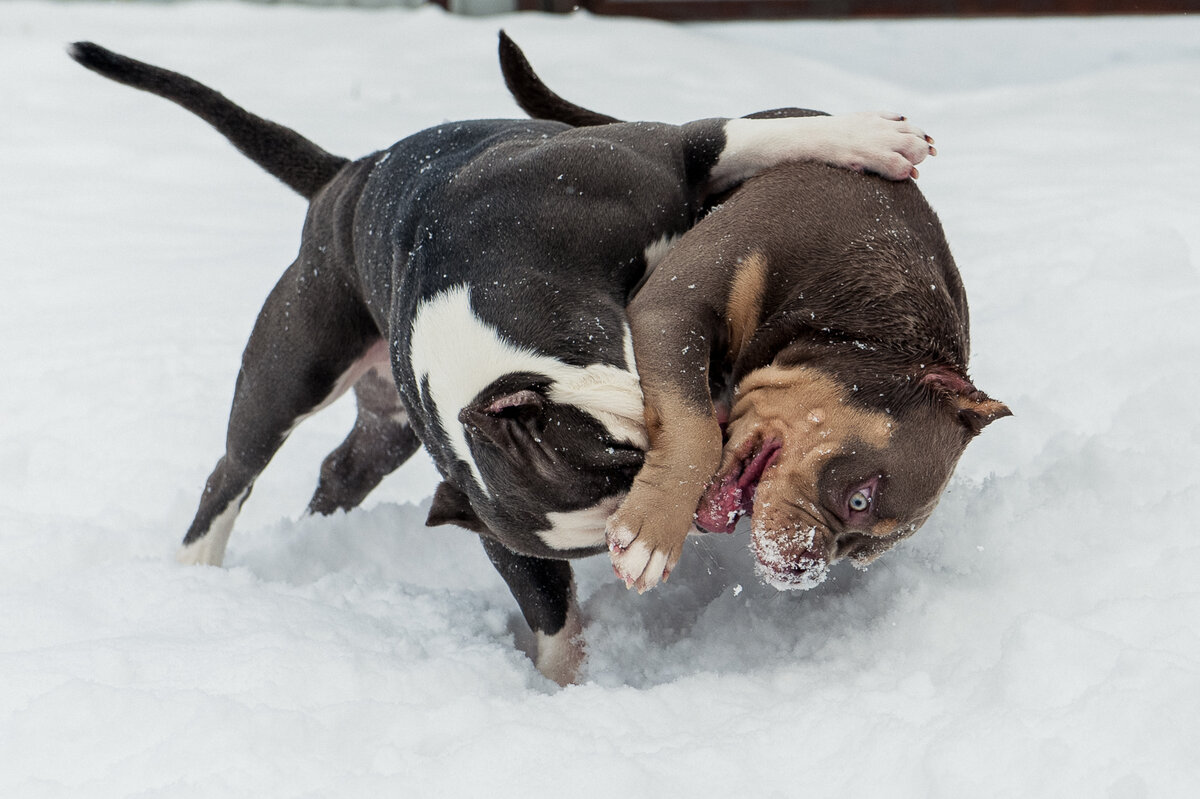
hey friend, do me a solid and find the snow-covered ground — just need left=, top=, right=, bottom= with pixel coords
left=4, top=3, right=1199, bottom=796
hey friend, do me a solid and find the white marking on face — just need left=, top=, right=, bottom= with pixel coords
left=538, top=495, right=621, bottom=552
left=408, top=285, right=646, bottom=495
left=175, top=487, right=249, bottom=567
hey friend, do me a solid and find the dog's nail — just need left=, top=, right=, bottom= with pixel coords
left=910, top=167, right=920, bottom=180
left=929, top=145, right=938, bottom=157
left=926, top=135, right=935, bottom=145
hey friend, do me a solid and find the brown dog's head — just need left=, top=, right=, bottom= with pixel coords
left=695, top=361, right=1009, bottom=589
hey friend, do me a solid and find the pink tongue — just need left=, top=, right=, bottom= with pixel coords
left=694, top=442, right=780, bottom=534
left=695, top=475, right=743, bottom=533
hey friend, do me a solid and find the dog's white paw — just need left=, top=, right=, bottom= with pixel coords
left=175, top=523, right=232, bottom=566
left=534, top=604, right=585, bottom=687
left=606, top=514, right=682, bottom=594
left=175, top=537, right=226, bottom=567
left=824, top=111, right=936, bottom=180
left=718, top=113, right=936, bottom=188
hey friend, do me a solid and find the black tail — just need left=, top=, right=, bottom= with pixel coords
left=497, top=31, right=824, bottom=129
left=69, top=42, right=348, bottom=200
left=497, top=31, right=621, bottom=128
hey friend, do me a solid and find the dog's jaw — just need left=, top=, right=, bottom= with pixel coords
left=750, top=516, right=831, bottom=591
left=694, top=436, right=780, bottom=534
left=696, top=421, right=840, bottom=590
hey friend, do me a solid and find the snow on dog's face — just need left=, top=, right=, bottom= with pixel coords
left=412, top=286, right=647, bottom=557
left=695, top=364, right=1008, bottom=589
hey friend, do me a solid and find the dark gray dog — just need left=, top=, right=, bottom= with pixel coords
left=71, top=40, right=931, bottom=683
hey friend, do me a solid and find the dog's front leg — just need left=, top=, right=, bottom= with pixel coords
left=704, top=112, right=935, bottom=192
left=606, top=302, right=725, bottom=593
left=480, top=537, right=584, bottom=686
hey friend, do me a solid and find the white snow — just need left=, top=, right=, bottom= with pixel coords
left=3, top=3, right=1200, bottom=796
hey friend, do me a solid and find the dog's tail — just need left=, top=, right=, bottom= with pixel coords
left=69, top=42, right=348, bottom=200
left=498, top=31, right=826, bottom=129
left=498, top=31, right=621, bottom=127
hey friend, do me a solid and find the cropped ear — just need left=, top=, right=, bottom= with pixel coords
left=458, top=389, right=544, bottom=445
left=953, top=391, right=1013, bottom=435
left=921, top=368, right=1012, bottom=436
left=481, top=389, right=543, bottom=415
left=426, top=480, right=490, bottom=534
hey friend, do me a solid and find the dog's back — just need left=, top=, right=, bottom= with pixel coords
left=705, top=161, right=971, bottom=379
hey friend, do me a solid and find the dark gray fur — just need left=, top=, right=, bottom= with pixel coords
left=69, top=41, right=757, bottom=669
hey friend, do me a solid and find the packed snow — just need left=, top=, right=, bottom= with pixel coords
left=3, top=3, right=1199, bottom=796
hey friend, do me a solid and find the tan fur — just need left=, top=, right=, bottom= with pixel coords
left=868, top=518, right=902, bottom=538
left=606, top=388, right=723, bottom=591
left=725, top=251, right=769, bottom=360
left=727, top=365, right=893, bottom=459
left=725, top=365, right=896, bottom=579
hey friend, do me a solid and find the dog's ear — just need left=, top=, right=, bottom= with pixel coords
left=952, top=392, right=1012, bottom=435
left=426, top=480, right=490, bottom=534
left=922, top=369, right=1012, bottom=435
left=458, top=389, right=544, bottom=445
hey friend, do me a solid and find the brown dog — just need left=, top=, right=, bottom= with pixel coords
left=500, top=36, right=1010, bottom=592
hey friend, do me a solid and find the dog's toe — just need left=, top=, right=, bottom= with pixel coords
left=610, top=537, right=652, bottom=589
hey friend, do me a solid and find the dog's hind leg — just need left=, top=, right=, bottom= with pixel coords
left=177, top=259, right=381, bottom=566
left=307, top=364, right=421, bottom=516
left=480, top=537, right=584, bottom=687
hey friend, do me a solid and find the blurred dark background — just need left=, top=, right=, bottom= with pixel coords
left=435, top=0, right=1200, bottom=19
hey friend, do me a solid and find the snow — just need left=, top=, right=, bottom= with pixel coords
left=3, top=2, right=1199, bottom=796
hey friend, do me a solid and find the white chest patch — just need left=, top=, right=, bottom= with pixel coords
left=408, top=285, right=647, bottom=496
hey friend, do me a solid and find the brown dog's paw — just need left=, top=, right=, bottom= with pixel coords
left=605, top=487, right=692, bottom=593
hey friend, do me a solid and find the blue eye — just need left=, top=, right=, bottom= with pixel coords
left=848, top=490, right=871, bottom=512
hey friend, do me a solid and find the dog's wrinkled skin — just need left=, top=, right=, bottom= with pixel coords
left=71, top=39, right=931, bottom=683
left=501, top=40, right=1008, bottom=593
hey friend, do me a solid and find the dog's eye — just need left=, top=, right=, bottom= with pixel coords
left=848, top=490, right=871, bottom=513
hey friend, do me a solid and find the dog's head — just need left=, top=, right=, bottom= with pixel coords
left=424, top=371, right=647, bottom=559
left=411, top=283, right=647, bottom=557
left=695, top=361, right=1009, bottom=589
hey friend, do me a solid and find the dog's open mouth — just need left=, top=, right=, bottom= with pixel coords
left=694, top=437, right=781, bottom=533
